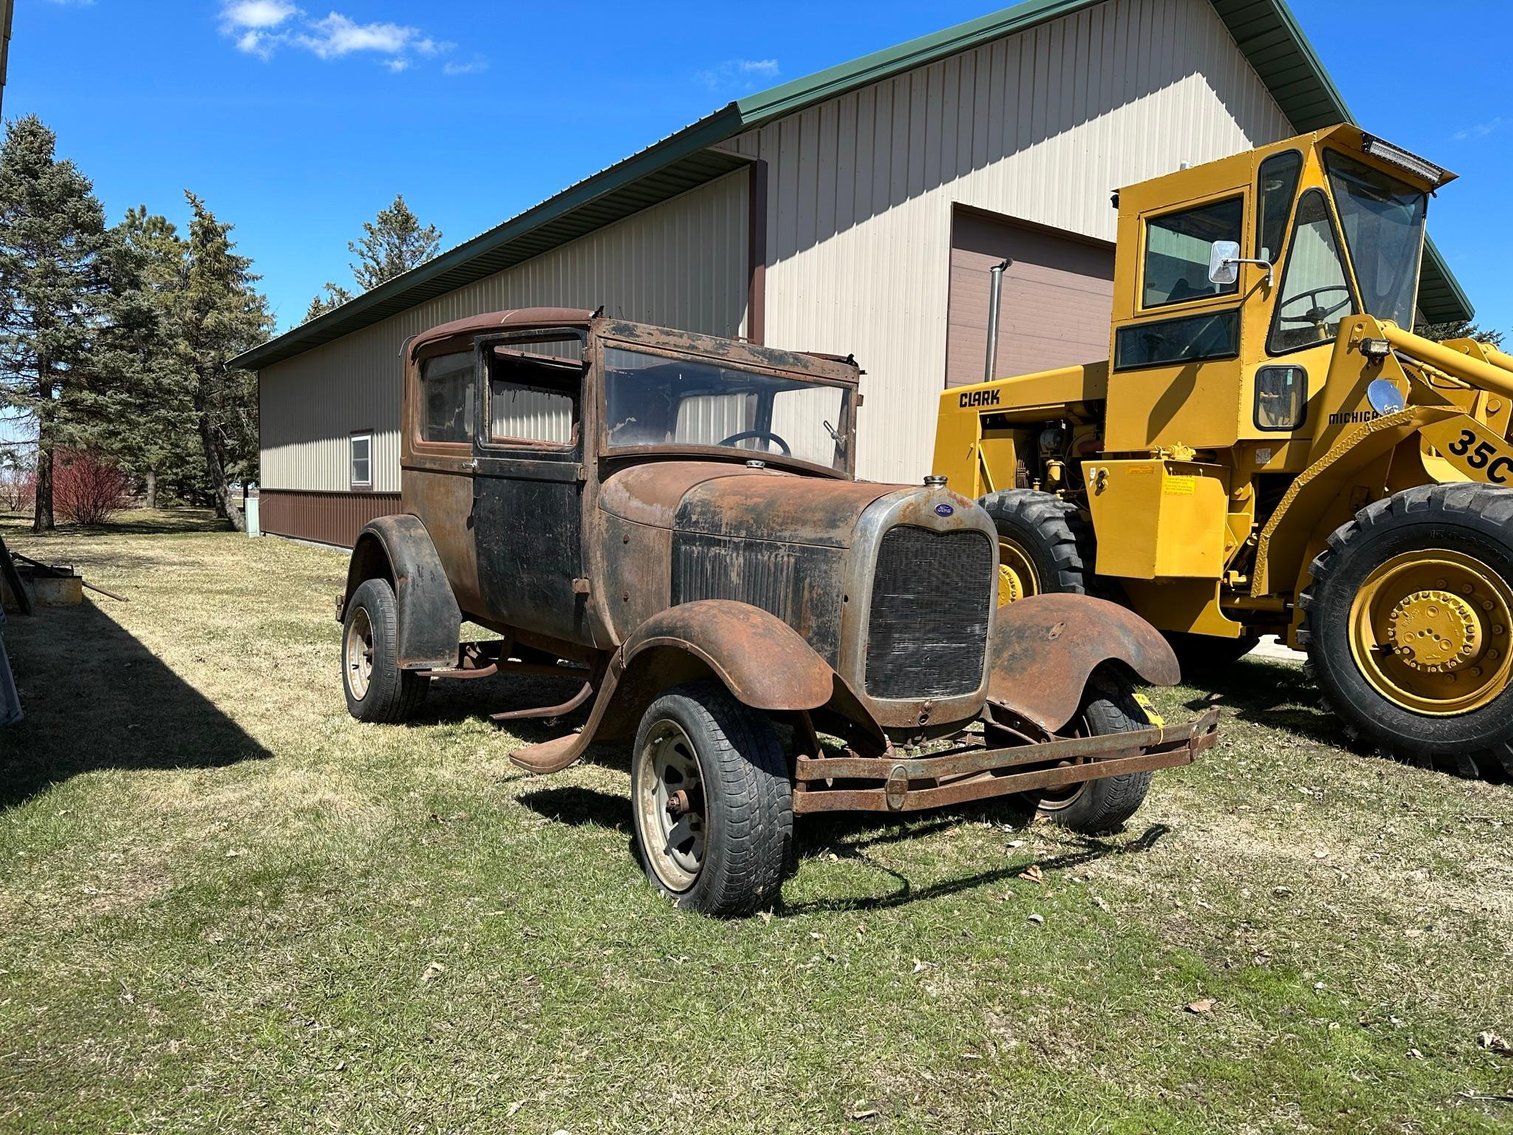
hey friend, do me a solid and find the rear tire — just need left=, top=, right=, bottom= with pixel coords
left=1299, top=483, right=1513, bottom=780
left=630, top=682, right=793, bottom=917
left=342, top=577, right=428, bottom=724
left=978, top=489, right=1094, bottom=604
left=1038, top=673, right=1154, bottom=834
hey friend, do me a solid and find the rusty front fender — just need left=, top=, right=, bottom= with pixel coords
left=343, top=515, right=461, bottom=671
left=987, top=594, right=1179, bottom=733
left=510, top=600, right=873, bottom=775
left=620, top=600, right=834, bottom=711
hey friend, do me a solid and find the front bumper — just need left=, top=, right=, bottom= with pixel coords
left=790, top=707, right=1219, bottom=814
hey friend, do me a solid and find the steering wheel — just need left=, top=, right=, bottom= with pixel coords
left=1280, top=286, right=1352, bottom=325
left=718, top=429, right=791, bottom=456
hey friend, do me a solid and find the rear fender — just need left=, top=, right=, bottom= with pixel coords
left=343, top=515, right=461, bottom=670
left=987, top=593, right=1178, bottom=732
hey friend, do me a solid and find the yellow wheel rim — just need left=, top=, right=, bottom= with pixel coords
left=998, top=539, right=1040, bottom=606
left=1348, top=550, right=1513, bottom=715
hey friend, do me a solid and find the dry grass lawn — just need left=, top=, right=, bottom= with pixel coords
left=0, top=509, right=1510, bottom=1133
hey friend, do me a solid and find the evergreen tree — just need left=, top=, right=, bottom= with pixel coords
left=304, top=281, right=352, bottom=322
left=1415, top=318, right=1504, bottom=348
left=0, top=116, right=112, bottom=532
left=101, top=207, right=199, bottom=508
left=303, top=194, right=440, bottom=322
left=179, top=193, right=272, bottom=530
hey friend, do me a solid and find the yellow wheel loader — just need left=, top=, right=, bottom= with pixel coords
left=933, top=124, right=1513, bottom=778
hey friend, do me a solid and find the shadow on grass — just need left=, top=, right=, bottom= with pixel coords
left=0, top=598, right=270, bottom=810
left=518, top=784, right=631, bottom=833
left=1185, top=656, right=1348, bottom=748
left=0, top=507, right=230, bottom=541
left=776, top=822, right=1171, bottom=916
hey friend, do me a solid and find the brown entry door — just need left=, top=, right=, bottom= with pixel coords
left=946, top=209, right=1115, bottom=388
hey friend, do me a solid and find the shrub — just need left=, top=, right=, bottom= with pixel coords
left=53, top=449, right=129, bottom=525
left=0, top=463, right=34, bottom=514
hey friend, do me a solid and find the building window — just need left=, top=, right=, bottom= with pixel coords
left=1142, top=196, right=1244, bottom=309
left=351, top=432, right=372, bottom=488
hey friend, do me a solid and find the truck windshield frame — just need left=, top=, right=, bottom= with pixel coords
left=601, top=344, right=854, bottom=476
left=1323, top=150, right=1428, bottom=331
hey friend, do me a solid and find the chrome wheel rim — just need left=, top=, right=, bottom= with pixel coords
left=634, top=719, right=707, bottom=893
left=345, top=607, right=374, bottom=701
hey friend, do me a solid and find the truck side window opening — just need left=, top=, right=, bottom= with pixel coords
left=1254, top=365, right=1307, bottom=431
left=1142, top=196, right=1244, bottom=309
left=419, top=352, right=474, bottom=444
left=488, top=340, right=582, bottom=447
left=1267, top=189, right=1357, bottom=355
left=1256, top=151, right=1303, bottom=264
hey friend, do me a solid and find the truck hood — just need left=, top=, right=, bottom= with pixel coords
left=599, top=462, right=898, bottom=547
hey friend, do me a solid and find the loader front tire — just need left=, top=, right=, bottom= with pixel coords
left=979, top=489, right=1094, bottom=605
left=1300, top=484, right=1513, bottom=780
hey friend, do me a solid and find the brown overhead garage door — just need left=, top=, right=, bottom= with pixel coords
left=946, top=208, right=1115, bottom=388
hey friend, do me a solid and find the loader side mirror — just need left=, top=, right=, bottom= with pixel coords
left=1207, top=240, right=1240, bottom=286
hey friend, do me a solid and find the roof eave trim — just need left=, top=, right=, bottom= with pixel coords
left=233, top=103, right=747, bottom=371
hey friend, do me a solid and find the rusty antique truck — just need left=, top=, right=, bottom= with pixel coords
left=338, top=309, right=1219, bottom=915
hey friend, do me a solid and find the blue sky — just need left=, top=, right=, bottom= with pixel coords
left=7, top=0, right=1512, bottom=337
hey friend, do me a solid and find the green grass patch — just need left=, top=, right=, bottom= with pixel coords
left=1, top=515, right=1511, bottom=1132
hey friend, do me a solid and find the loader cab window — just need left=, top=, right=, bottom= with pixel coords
left=1254, top=365, right=1307, bottom=431
left=1143, top=196, right=1244, bottom=309
left=419, top=351, right=475, bottom=444
left=1324, top=150, right=1427, bottom=331
left=1267, top=189, right=1357, bottom=356
left=1256, top=151, right=1303, bottom=266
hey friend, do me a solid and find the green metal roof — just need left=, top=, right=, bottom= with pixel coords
left=235, top=0, right=1470, bottom=371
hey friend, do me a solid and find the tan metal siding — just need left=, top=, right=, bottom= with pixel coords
left=721, top=0, right=1293, bottom=482
left=260, top=171, right=750, bottom=494
left=946, top=211, right=1115, bottom=387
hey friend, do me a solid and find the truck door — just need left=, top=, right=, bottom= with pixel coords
left=471, top=334, right=590, bottom=645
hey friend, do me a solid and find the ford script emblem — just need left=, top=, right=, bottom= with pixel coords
left=934, top=503, right=954, bottom=518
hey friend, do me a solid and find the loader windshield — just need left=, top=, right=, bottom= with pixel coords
left=1324, top=151, right=1427, bottom=330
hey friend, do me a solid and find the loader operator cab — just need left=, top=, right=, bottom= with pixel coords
left=1104, top=124, right=1447, bottom=463
left=932, top=125, right=1513, bottom=781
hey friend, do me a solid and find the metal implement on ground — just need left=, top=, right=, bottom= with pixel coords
left=336, top=310, right=1218, bottom=916
left=933, top=123, right=1513, bottom=778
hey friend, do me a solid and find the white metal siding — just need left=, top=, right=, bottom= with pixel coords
left=720, top=0, right=1293, bottom=482
left=260, top=171, right=750, bottom=492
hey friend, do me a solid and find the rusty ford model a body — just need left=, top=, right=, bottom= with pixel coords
left=338, top=309, right=1218, bottom=915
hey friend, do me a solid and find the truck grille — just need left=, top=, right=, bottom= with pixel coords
left=864, top=526, right=993, bottom=700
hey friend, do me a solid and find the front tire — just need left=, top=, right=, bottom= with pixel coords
left=342, top=577, right=428, bottom=723
left=1300, top=484, right=1513, bottom=779
left=630, top=683, right=793, bottom=917
left=1038, top=673, right=1154, bottom=834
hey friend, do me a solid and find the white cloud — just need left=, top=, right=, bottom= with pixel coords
left=443, top=58, right=489, bottom=77
left=223, top=0, right=298, bottom=29
left=218, top=2, right=464, bottom=72
left=696, top=58, right=781, bottom=93
left=1453, top=116, right=1504, bottom=142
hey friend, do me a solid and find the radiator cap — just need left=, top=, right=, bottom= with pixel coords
left=924, top=475, right=947, bottom=487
